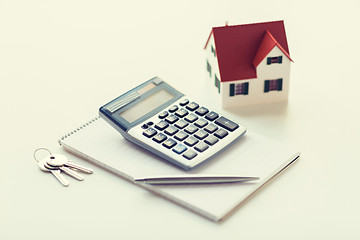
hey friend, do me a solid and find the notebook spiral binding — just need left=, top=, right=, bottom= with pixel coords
left=58, top=116, right=100, bottom=145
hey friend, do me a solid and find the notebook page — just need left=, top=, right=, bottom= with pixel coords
left=60, top=118, right=299, bottom=221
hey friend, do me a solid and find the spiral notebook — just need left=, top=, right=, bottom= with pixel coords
left=58, top=117, right=300, bottom=222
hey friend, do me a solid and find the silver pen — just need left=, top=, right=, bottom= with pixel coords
left=134, top=175, right=259, bottom=185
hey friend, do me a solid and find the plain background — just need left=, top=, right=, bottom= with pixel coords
left=1, top=0, right=360, bottom=239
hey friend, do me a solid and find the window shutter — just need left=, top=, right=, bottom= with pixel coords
left=278, top=56, right=283, bottom=64
left=243, top=82, right=249, bottom=95
left=277, top=78, right=283, bottom=91
left=267, top=57, right=271, bottom=65
left=229, top=84, right=235, bottom=96
left=264, top=80, right=270, bottom=92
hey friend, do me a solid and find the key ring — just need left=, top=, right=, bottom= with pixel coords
left=33, top=148, right=53, bottom=162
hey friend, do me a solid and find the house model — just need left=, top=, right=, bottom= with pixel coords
left=204, top=20, right=292, bottom=108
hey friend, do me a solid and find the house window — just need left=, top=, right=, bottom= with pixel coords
left=207, top=60, right=211, bottom=77
left=215, top=75, right=220, bottom=93
left=264, top=78, right=283, bottom=92
left=229, top=82, right=249, bottom=96
left=211, top=45, right=216, bottom=57
left=267, top=56, right=283, bottom=65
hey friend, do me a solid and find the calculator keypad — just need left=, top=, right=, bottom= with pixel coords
left=141, top=98, right=241, bottom=163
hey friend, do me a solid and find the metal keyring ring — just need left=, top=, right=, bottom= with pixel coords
left=33, top=148, right=53, bottom=162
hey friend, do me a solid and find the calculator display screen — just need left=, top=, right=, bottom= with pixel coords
left=120, top=89, right=174, bottom=123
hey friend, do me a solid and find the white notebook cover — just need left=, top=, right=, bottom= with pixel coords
left=59, top=117, right=299, bottom=222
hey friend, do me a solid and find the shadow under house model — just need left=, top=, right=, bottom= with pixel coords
left=204, top=20, right=293, bottom=108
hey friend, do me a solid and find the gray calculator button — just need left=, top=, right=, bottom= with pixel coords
left=194, top=142, right=209, bottom=152
left=155, top=120, right=169, bottom=131
left=152, top=133, right=167, bottom=143
left=172, top=144, right=187, bottom=154
left=195, top=107, right=209, bottom=116
left=179, top=99, right=189, bottom=106
left=184, top=125, right=198, bottom=134
left=143, top=128, right=157, bottom=138
left=194, top=118, right=208, bottom=128
left=186, top=102, right=199, bottom=111
left=205, top=111, right=219, bottom=121
left=194, top=129, right=209, bottom=140
left=165, top=114, right=179, bottom=124
left=215, top=116, right=239, bottom=131
left=162, top=138, right=177, bottom=149
left=175, top=108, right=188, bottom=118
left=184, top=136, right=199, bottom=147
left=183, top=149, right=197, bottom=160
left=184, top=113, right=198, bottom=123
left=214, top=129, right=228, bottom=139
left=204, top=123, right=218, bottom=133
left=158, top=111, right=169, bottom=119
left=174, top=131, right=189, bottom=141
left=169, top=105, right=178, bottom=113
left=164, top=126, right=179, bottom=136
left=204, top=135, right=219, bottom=146
left=174, top=119, right=189, bottom=129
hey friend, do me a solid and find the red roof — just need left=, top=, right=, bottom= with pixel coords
left=204, top=21, right=291, bottom=82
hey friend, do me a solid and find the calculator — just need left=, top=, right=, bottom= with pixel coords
left=99, top=77, right=246, bottom=170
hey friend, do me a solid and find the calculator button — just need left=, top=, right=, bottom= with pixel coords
left=143, top=128, right=157, bottom=138
left=194, top=118, right=208, bottom=128
left=195, top=107, right=209, bottom=116
left=184, top=125, right=198, bottom=134
left=184, top=136, right=199, bottom=147
left=162, top=138, right=177, bottom=149
left=165, top=114, right=179, bottom=124
left=172, top=144, right=187, bottom=154
left=152, top=133, right=167, bottom=143
left=204, top=123, right=218, bottom=133
left=174, top=119, right=189, bottom=129
left=205, top=111, right=219, bottom=121
left=158, top=111, right=169, bottom=119
left=169, top=105, right=179, bottom=113
left=183, top=149, right=197, bottom=160
left=179, top=98, right=189, bottom=106
left=184, top=113, right=198, bottom=123
left=174, top=131, right=189, bottom=141
left=194, top=129, right=209, bottom=140
left=141, top=124, right=149, bottom=129
left=155, top=120, right=169, bottom=131
left=164, top=126, right=179, bottom=136
left=214, top=129, right=228, bottom=139
left=147, top=121, right=154, bottom=126
left=185, top=102, right=199, bottom=111
left=204, top=135, right=219, bottom=146
left=175, top=108, right=189, bottom=118
left=194, top=142, right=209, bottom=152
left=214, top=116, right=239, bottom=131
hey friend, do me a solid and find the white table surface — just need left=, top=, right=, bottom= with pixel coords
left=1, top=1, right=360, bottom=239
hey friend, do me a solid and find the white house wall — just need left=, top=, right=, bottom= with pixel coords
left=205, top=34, right=222, bottom=102
left=221, top=46, right=291, bottom=108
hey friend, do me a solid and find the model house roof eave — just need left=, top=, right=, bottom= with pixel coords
left=253, top=30, right=293, bottom=67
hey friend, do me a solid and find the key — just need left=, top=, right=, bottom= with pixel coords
left=47, top=154, right=94, bottom=174
left=38, top=159, right=70, bottom=187
left=45, top=157, right=84, bottom=181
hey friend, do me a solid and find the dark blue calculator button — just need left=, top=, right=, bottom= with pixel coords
left=172, top=144, right=187, bottom=154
